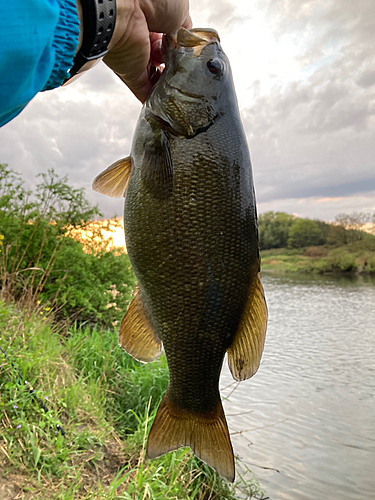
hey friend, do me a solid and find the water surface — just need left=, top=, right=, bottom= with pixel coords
left=220, top=273, right=375, bottom=499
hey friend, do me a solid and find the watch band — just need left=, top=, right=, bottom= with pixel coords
left=65, top=0, right=117, bottom=82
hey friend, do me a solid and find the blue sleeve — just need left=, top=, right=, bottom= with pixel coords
left=0, top=0, right=80, bottom=128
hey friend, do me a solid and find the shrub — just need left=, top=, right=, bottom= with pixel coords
left=366, top=255, right=375, bottom=272
left=327, top=250, right=357, bottom=272
left=0, top=163, right=135, bottom=326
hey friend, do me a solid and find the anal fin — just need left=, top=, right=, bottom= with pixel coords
left=119, top=288, right=162, bottom=363
left=147, top=392, right=235, bottom=482
left=227, top=273, right=268, bottom=381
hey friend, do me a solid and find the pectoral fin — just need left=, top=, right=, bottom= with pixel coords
left=119, top=288, right=162, bottom=363
left=227, top=274, right=268, bottom=381
left=141, top=117, right=173, bottom=199
left=92, top=157, right=132, bottom=198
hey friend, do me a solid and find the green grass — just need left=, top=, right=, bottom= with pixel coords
left=0, top=300, right=264, bottom=499
left=261, top=240, right=375, bottom=275
left=65, top=324, right=169, bottom=439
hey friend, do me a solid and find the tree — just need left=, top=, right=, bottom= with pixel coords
left=335, top=212, right=372, bottom=230
left=258, top=211, right=295, bottom=249
left=314, top=219, right=330, bottom=243
left=287, top=218, right=326, bottom=248
left=327, top=224, right=348, bottom=246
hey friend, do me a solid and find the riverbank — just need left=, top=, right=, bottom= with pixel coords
left=0, top=301, right=263, bottom=500
left=261, top=240, right=375, bottom=275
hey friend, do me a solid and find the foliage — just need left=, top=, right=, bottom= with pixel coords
left=326, top=249, right=357, bottom=272
left=326, top=224, right=363, bottom=246
left=287, top=218, right=328, bottom=248
left=367, top=255, right=375, bottom=272
left=313, top=219, right=331, bottom=243
left=0, top=163, right=135, bottom=326
left=258, top=211, right=294, bottom=250
left=0, top=302, right=264, bottom=499
left=258, top=210, right=372, bottom=251
left=326, top=224, right=348, bottom=246
left=261, top=236, right=375, bottom=275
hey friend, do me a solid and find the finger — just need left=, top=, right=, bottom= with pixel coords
left=140, top=0, right=190, bottom=34
left=182, top=14, right=193, bottom=29
left=150, top=33, right=163, bottom=65
left=104, top=11, right=150, bottom=78
left=116, top=64, right=161, bottom=103
left=116, top=70, right=150, bottom=103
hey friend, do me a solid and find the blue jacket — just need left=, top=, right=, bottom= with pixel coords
left=0, top=0, right=80, bottom=127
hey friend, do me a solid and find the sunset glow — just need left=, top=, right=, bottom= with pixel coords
left=67, top=218, right=126, bottom=253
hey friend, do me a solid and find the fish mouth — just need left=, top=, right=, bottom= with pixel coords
left=176, top=28, right=220, bottom=47
left=164, top=28, right=220, bottom=57
left=165, top=81, right=204, bottom=100
left=162, top=28, right=219, bottom=98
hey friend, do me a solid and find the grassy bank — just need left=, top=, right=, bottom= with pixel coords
left=0, top=301, right=264, bottom=499
left=261, top=239, right=375, bottom=275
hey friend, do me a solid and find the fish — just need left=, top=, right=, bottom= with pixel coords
left=92, top=27, right=268, bottom=482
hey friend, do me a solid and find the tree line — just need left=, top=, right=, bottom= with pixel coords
left=258, top=211, right=375, bottom=250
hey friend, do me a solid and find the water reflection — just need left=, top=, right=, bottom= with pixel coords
left=220, top=273, right=375, bottom=500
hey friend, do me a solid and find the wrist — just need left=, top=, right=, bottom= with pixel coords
left=64, top=0, right=117, bottom=84
left=106, top=0, right=134, bottom=52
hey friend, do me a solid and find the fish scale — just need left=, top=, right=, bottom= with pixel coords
left=126, top=116, right=254, bottom=431
left=92, top=27, right=267, bottom=482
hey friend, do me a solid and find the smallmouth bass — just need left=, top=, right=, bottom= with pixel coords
left=93, top=27, right=267, bottom=482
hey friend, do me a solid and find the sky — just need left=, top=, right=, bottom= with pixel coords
left=0, top=0, right=374, bottom=222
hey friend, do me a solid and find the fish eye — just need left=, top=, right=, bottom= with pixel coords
left=207, top=59, right=223, bottom=75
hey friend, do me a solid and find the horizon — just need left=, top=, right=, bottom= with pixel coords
left=87, top=215, right=375, bottom=252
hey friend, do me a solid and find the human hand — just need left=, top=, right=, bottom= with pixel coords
left=103, top=0, right=192, bottom=102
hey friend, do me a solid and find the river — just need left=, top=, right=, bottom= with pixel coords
left=220, top=273, right=375, bottom=500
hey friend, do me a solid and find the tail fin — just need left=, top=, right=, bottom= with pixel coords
left=146, top=392, right=235, bottom=482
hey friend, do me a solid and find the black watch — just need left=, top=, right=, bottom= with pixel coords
left=64, top=0, right=116, bottom=85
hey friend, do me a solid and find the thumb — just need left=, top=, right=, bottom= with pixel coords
left=139, top=0, right=191, bottom=34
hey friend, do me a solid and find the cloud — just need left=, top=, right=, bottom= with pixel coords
left=190, top=0, right=241, bottom=34
left=0, top=0, right=374, bottom=221
left=0, top=63, right=141, bottom=217
left=239, top=0, right=375, bottom=214
left=357, top=70, right=375, bottom=89
left=257, top=191, right=375, bottom=221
